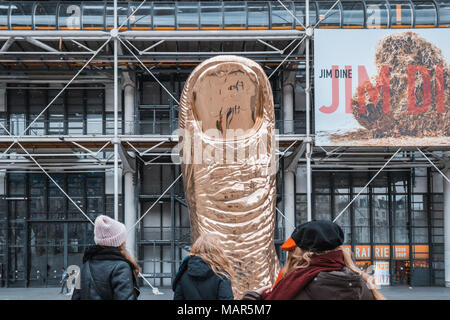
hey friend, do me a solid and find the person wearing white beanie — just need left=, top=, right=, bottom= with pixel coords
left=71, top=215, right=140, bottom=300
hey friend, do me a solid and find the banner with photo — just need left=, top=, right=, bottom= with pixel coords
left=314, top=29, right=450, bottom=146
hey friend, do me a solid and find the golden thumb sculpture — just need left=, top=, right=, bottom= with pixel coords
left=178, top=55, right=280, bottom=298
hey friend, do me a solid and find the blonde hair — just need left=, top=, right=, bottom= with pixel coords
left=189, top=233, right=234, bottom=281
left=284, top=246, right=385, bottom=300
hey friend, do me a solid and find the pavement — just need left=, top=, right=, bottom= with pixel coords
left=0, top=286, right=449, bottom=300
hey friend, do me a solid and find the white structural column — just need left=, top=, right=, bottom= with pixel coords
left=283, top=72, right=295, bottom=134
left=283, top=71, right=296, bottom=238
left=123, top=71, right=137, bottom=258
left=444, top=167, right=450, bottom=287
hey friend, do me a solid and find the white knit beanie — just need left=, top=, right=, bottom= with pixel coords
left=94, top=215, right=127, bottom=247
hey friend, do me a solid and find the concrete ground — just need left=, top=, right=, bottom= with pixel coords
left=0, top=286, right=449, bottom=300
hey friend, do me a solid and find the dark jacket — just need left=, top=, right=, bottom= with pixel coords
left=172, top=256, right=234, bottom=300
left=243, top=267, right=375, bottom=300
left=71, top=245, right=140, bottom=300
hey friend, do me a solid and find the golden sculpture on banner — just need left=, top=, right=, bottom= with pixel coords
left=178, top=55, right=280, bottom=298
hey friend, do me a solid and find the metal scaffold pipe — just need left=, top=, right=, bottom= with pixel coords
left=113, top=0, right=119, bottom=221
left=305, top=0, right=312, bottom=222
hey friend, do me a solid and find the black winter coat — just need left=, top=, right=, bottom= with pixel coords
left=243, top=267, right=375, bottom=300
left=71, top=245, right=140, bottom=300
left=172, top=256, right=234, bottom=300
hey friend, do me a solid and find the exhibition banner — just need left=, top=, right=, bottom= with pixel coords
left=314, top=29, right=450, bottom=146
left=374, top=261, right=390, bottom=286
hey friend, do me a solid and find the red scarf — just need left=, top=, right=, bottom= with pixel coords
left=262, top=250, right=345, bottom=300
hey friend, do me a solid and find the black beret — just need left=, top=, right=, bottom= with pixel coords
left=282, top=220, right=344, bottom=252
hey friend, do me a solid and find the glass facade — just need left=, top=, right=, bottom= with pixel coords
left=2, top=85, right=122, bottom=136
left=296, top=170, right=444, bottom=286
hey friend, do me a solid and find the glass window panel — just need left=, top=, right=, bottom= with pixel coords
left=393, top=227, right=409, bottom=243
left=9, top=222, right=25, bottom=247
left=153, top=2, right=175, bottom=29
left=248, top=2, right=268, bottom=29
left=48, top=89, right=65, bottom=135
left=389, top=1, right=412, bottom=28
left=313, top=172, right=330, bottom=193
left=224, top=2, right=246, bottom=29
left=0, top=3, right=8, bottom=29
left=48, top=174, right=64, bottom=195
left=68, top=174, right=83, bottom=197
left=9, top=173, right=25, bottom=196
left=354, top=194, right=369, bottom=227
left=365, top=1, right=388, bottom=28
left=438, top=1, right=450, bottom=25
left=82, top=2, right=105, bottom=30
left=48, top=197, right=65, bottom=219
left=271, top=2, right=294, bottom=29
left=177, top=2, right=198, bottom=29
left=105, top=112, right=122, bottom=135
left=414, top=1, right=437, bottom=26
left=412, top=228, right=428, bottom=243
left=29, top=223, right=47, bottom=246
left=412, top=194, right=428, bottom=227
left=354, top=226, right=370, bottom=243
left=342, top=1, right=364, bottom=28
left=200, top=2, right=222, bottom=29
left=68, top=114, right=83, bottom=135
left=35, top=3, right=57, bottom=30
left=28, top=89, right=47, bottom=135
left=294, top=3, right=306, bottom=29
left=87, top=175, right=103, bottom=194
left=58, top=3, right=81, bottom=30
left=352, top=172, right=369, bottom=193
left=68, top=198, right=84, bottom=220
left=8, top=247, right=25, bottom=282
left=129, top=2, right=151, bottom=30
left=105, top=3, right=128, bottom=30
left=371, top=172, right=388, bottom=193
left=295, top=194, right=307, bottom=225
left=316, top=1, right=340, bottom=28
left=87, top=114, right=102, bottom=135
left=30, top=198, right=45, bottom=220
left=393, top=194, right=408, bottom=225
left=9, top=114, right=25, bottom=136
left=335, top=194, right=351, bottom=243
left=10, top=2, right=33, bottom=30
left=373, top=195, right=389, bottom=243
left=87, top=197, right=103, bottom=215
left=46, top=245, right=64, bottom=285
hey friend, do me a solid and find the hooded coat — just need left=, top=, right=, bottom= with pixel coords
left=243, top=267, right=375, bottom=300
left=71, top=245, right=140, bottom=300
left=172, top=256, right=234, bottom=300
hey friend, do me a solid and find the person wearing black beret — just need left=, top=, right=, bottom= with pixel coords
left=242, top=220, right=385, bottom=300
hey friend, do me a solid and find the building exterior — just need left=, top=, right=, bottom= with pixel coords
left=0, top=0, right=448, bottom=289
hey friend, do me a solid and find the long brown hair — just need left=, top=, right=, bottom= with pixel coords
left=189, top=233, right=234, bottom=281
left=120, top=242, right=141, bottom=278
left=284, top=246, right=385, bottom=300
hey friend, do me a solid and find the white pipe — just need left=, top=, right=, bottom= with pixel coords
left=283, top=72, right=296, bottom=237
left=123, top=73, right=137, bottom=257
left=113, top=0, right=119, bottom=221
left=305, top=0, right=312, bottom=222
left=283, top=171, right=296, bottom=239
